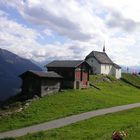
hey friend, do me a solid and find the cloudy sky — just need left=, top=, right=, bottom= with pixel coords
left=0, top=0, right=140, bottom=66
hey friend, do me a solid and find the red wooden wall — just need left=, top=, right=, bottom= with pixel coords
left=75, top=70, right=88, bottom=86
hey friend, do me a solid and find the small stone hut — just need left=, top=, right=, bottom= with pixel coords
left=19, top=70, right=63, bottom=97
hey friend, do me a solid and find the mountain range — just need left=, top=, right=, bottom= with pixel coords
left=0, top=48, right=42, bottom=100
left=121, top=66, right=140, bottom=73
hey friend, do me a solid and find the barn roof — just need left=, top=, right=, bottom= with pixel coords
left=85, top=51, right=113, bottom=64
left=20, top=70, right=63, bottom=78
left=46, top=60, right=85, bottom=68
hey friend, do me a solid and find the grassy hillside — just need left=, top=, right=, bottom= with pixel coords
left=122, top=73, right=140, bottom=88
left=0, top=74, right=140, bottom=132
left=17, top=107, right=140, bottom=140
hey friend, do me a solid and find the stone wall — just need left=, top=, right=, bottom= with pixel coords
left=41, top=79, right=61, bottom=97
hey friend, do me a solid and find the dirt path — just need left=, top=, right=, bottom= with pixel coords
left=0, top=102, right=140, bottom=139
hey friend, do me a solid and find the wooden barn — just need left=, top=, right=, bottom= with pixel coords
left=46, top=60, right=90, bottom=89
left=19, top=70, right=63, bottom=97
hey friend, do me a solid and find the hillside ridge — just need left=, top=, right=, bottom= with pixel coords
left=0, top=48, right=42, bottom=100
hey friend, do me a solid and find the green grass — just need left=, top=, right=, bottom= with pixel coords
left=0, top=74, right=140, bottom=132
left=16, top=107, right=140, bottom=140
left=89, top=74, right=117, bottom=84
left=122, top=73, right=140, bottom=88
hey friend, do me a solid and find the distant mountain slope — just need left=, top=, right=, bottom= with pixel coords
left=0, top=48, right=42, bottom=100
left=121, top=66, right=140, bottom=73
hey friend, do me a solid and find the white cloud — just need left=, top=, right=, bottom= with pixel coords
left=105, top=10, right=140, bottom=32
left=0, top=0, right=140, bottom=67
left=99, top=0, right=140, bottom=22
left=0, top=10, right=82, bottom=62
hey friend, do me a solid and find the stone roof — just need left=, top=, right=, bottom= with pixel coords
left=85, top=51, right=113, bottom=64
left=46, top=60, right=84, bottom=68
left=113, top=63, right=121, bottom=69
left=85, top=51, right=121, bottom=69
left=20, top=70, right=63, bottom=78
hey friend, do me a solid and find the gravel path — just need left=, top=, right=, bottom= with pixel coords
left=0, top=102, right=140, bottom=139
